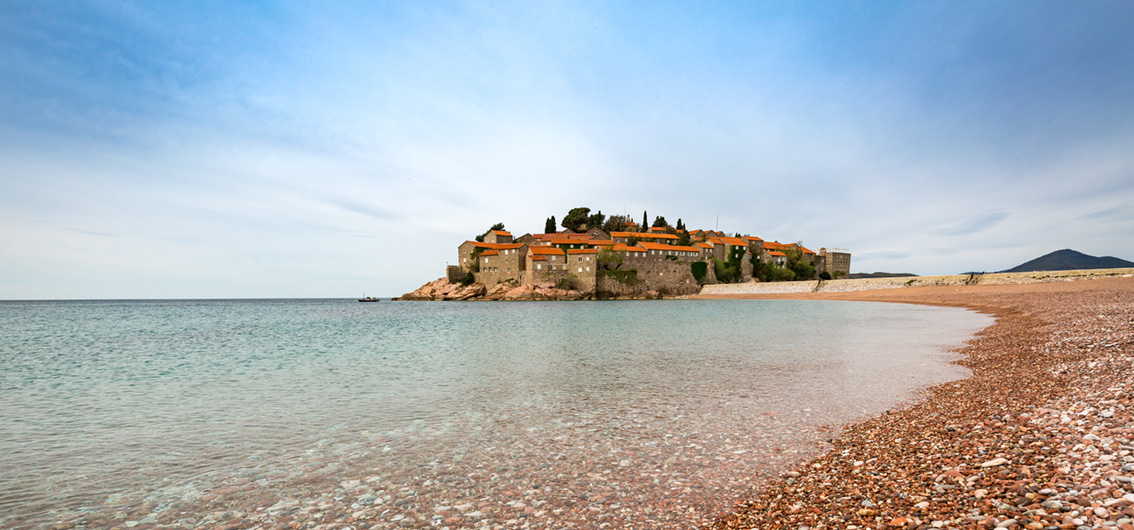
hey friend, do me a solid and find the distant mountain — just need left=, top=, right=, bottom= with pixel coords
left=847, top=272, right=919, bottom=279
left=1001, top=249, right=1134, bottom=273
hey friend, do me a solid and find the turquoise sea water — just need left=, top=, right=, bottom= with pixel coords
left=0, top=299, right=992, bottom=528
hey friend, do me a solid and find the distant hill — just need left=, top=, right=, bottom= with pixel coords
left=1001, top=249, right=1134, bottom=273
left=847, top=272, right=919, bottom=279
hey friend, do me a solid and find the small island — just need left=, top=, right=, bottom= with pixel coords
left=399, top=208, right=851, bottom=300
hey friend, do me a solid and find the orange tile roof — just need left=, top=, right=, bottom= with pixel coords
left=610, top=243, right=646, bottom=253
left=694, top=242, right=713, bottom=249
left=799, top=246, right=816, bottom=255
left=480, top=250, right=499, bottom=256
left=567, top=248, right=597, bottom=254
left=614, top=232, right=680, bottom=240
left=528, top=246, right=565, bottom=256
left=491, top=230, right=512, bottom=237
left=766, top=250, right=787, bottom=257
left=763, top=241, right=786, bottom=251
left=533, top=232, right=590, bottom=241
left=742, top=236, right=764, bottom=243
left=638, top=241, right=702, bottom=252
left=466, top=241, right=518, bottom=250
left=648, top=227, right=668, bottom=233
left=529, top=255, right=548, bottom=261
left=711, top=237, right=749, bottom=246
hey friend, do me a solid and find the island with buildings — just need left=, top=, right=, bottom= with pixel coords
left=399, top=209, right=851, bottom=300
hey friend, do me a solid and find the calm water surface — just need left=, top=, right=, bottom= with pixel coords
left=0, top=299, right=992, bottom=529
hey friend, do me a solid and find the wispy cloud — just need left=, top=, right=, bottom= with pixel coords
left=1079, top=203, right=1134, bottom=221
left=65, top=228, right=118, bottom=237
left=933, top=211, right=1010, bottom=237
left=1, top=2, right=1133, bottom=297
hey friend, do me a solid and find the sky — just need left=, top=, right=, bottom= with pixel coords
left=1, top=1, right=1132, bottom=299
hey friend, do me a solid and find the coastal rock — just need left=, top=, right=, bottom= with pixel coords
left=399, top=278, right=590, bottom=301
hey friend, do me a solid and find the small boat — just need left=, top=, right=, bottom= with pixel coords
left=357, top=295, right=380, bottom=302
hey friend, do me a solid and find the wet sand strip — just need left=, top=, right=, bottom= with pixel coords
left=698, top=277, right=1134, bottom=530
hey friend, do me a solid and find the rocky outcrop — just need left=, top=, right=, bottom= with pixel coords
left=397, top=278, right=599, bottom=301
left=396, top=278, right=486, bottom=301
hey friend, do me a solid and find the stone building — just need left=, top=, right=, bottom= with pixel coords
left=483, top=230, right=513, bottom=244
left=819, top=248, right=852, bottom=277
left=447, top=220, right=850, bottom=296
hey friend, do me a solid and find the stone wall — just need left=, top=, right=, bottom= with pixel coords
left=698, top=268, right=1134, bottom=296
left=446, top=265, right=465, bottom=284
left=597, top=259, right=701, bottom=297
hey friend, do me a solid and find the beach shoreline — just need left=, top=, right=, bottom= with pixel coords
left=702, top=276, right=1134, bottom=529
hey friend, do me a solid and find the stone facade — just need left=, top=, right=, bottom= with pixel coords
left=819, top=248, right=852, bottom=277
left=442, top=224, right=849, bottom=298
left=483, top=230, right=513, bottom=244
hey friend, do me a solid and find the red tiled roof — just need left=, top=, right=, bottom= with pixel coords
left=533, top=232, right=590, bottom=241
left=528, top=246, right=565, bottom=256
left=767, top=250, right=787, bottom=257
left=638, top=241, right=701, bottom=252
left=567, top=248, right=597, bottom=254
left=529, top=255, right=548, bottom=261
left=614, top=232, right=681, bottom=240
left=742, top=236, right=764, bottom=243
left=609, top=243, right=646, bottom=253
left=466, top=241, right=518, bottom=250
left=480, top=250, right=499, bottom=256
left=648, top=227, right=668, bottom=233
left=711, top=237, right=749, bottom=247
left=694, top=242, right=713, bottom=249
left=491, top=230, right=512, bottom=237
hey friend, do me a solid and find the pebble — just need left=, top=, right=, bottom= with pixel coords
left=713, top=279, right=1134, bottom=530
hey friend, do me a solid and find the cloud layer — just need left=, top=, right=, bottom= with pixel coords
left=1, top=1, right=1132, bottom=298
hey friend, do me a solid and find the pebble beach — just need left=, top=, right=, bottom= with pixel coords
left=702, top=276, right=1134, bottom=530
left=8, top=277, right=1131, bottom=530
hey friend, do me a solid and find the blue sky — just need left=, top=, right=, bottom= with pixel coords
left=2, top=1, right=1132, bottom=299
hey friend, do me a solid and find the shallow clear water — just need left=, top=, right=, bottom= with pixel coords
left=0, top=299, right=991, bottom=528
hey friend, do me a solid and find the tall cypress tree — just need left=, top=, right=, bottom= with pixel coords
left=642, top=211, right=647, bottom=231
left=545, top=216, right=556, bottom=234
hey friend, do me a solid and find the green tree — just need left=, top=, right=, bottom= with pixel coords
left=597, top=248, right=624, bottom=270
left=712, top=257, right=741, bottom=284
left=603, top=215, right=632, bottom=232
left=544, top=216, right=556, bottom=234
left=475, top=222, right=505, bottom=242
left=783, top=246, right=816, bottom=281
left=652, top=216, right=668, bottom=228
left=642, top=211, right=647, bottom=231
left=587, top=210, right=606, bottom=230
left=561, top=207, right=591, bottom=232
left=676, top=218, right=685, bottom=231
left=690, top=261, right=708, bottom=284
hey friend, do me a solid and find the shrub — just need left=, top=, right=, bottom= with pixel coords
left=599, top=269, right=639, bottom=284
left=690, top=261, right=708, bottom=284
left=557, top=275, right=581, bottom=290
left=819, top=271, right=832, bottom=281
left=712, top=257, right=741, bottom=284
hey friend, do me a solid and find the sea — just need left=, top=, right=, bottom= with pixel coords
left=0, top=299, right=992, bottom=529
